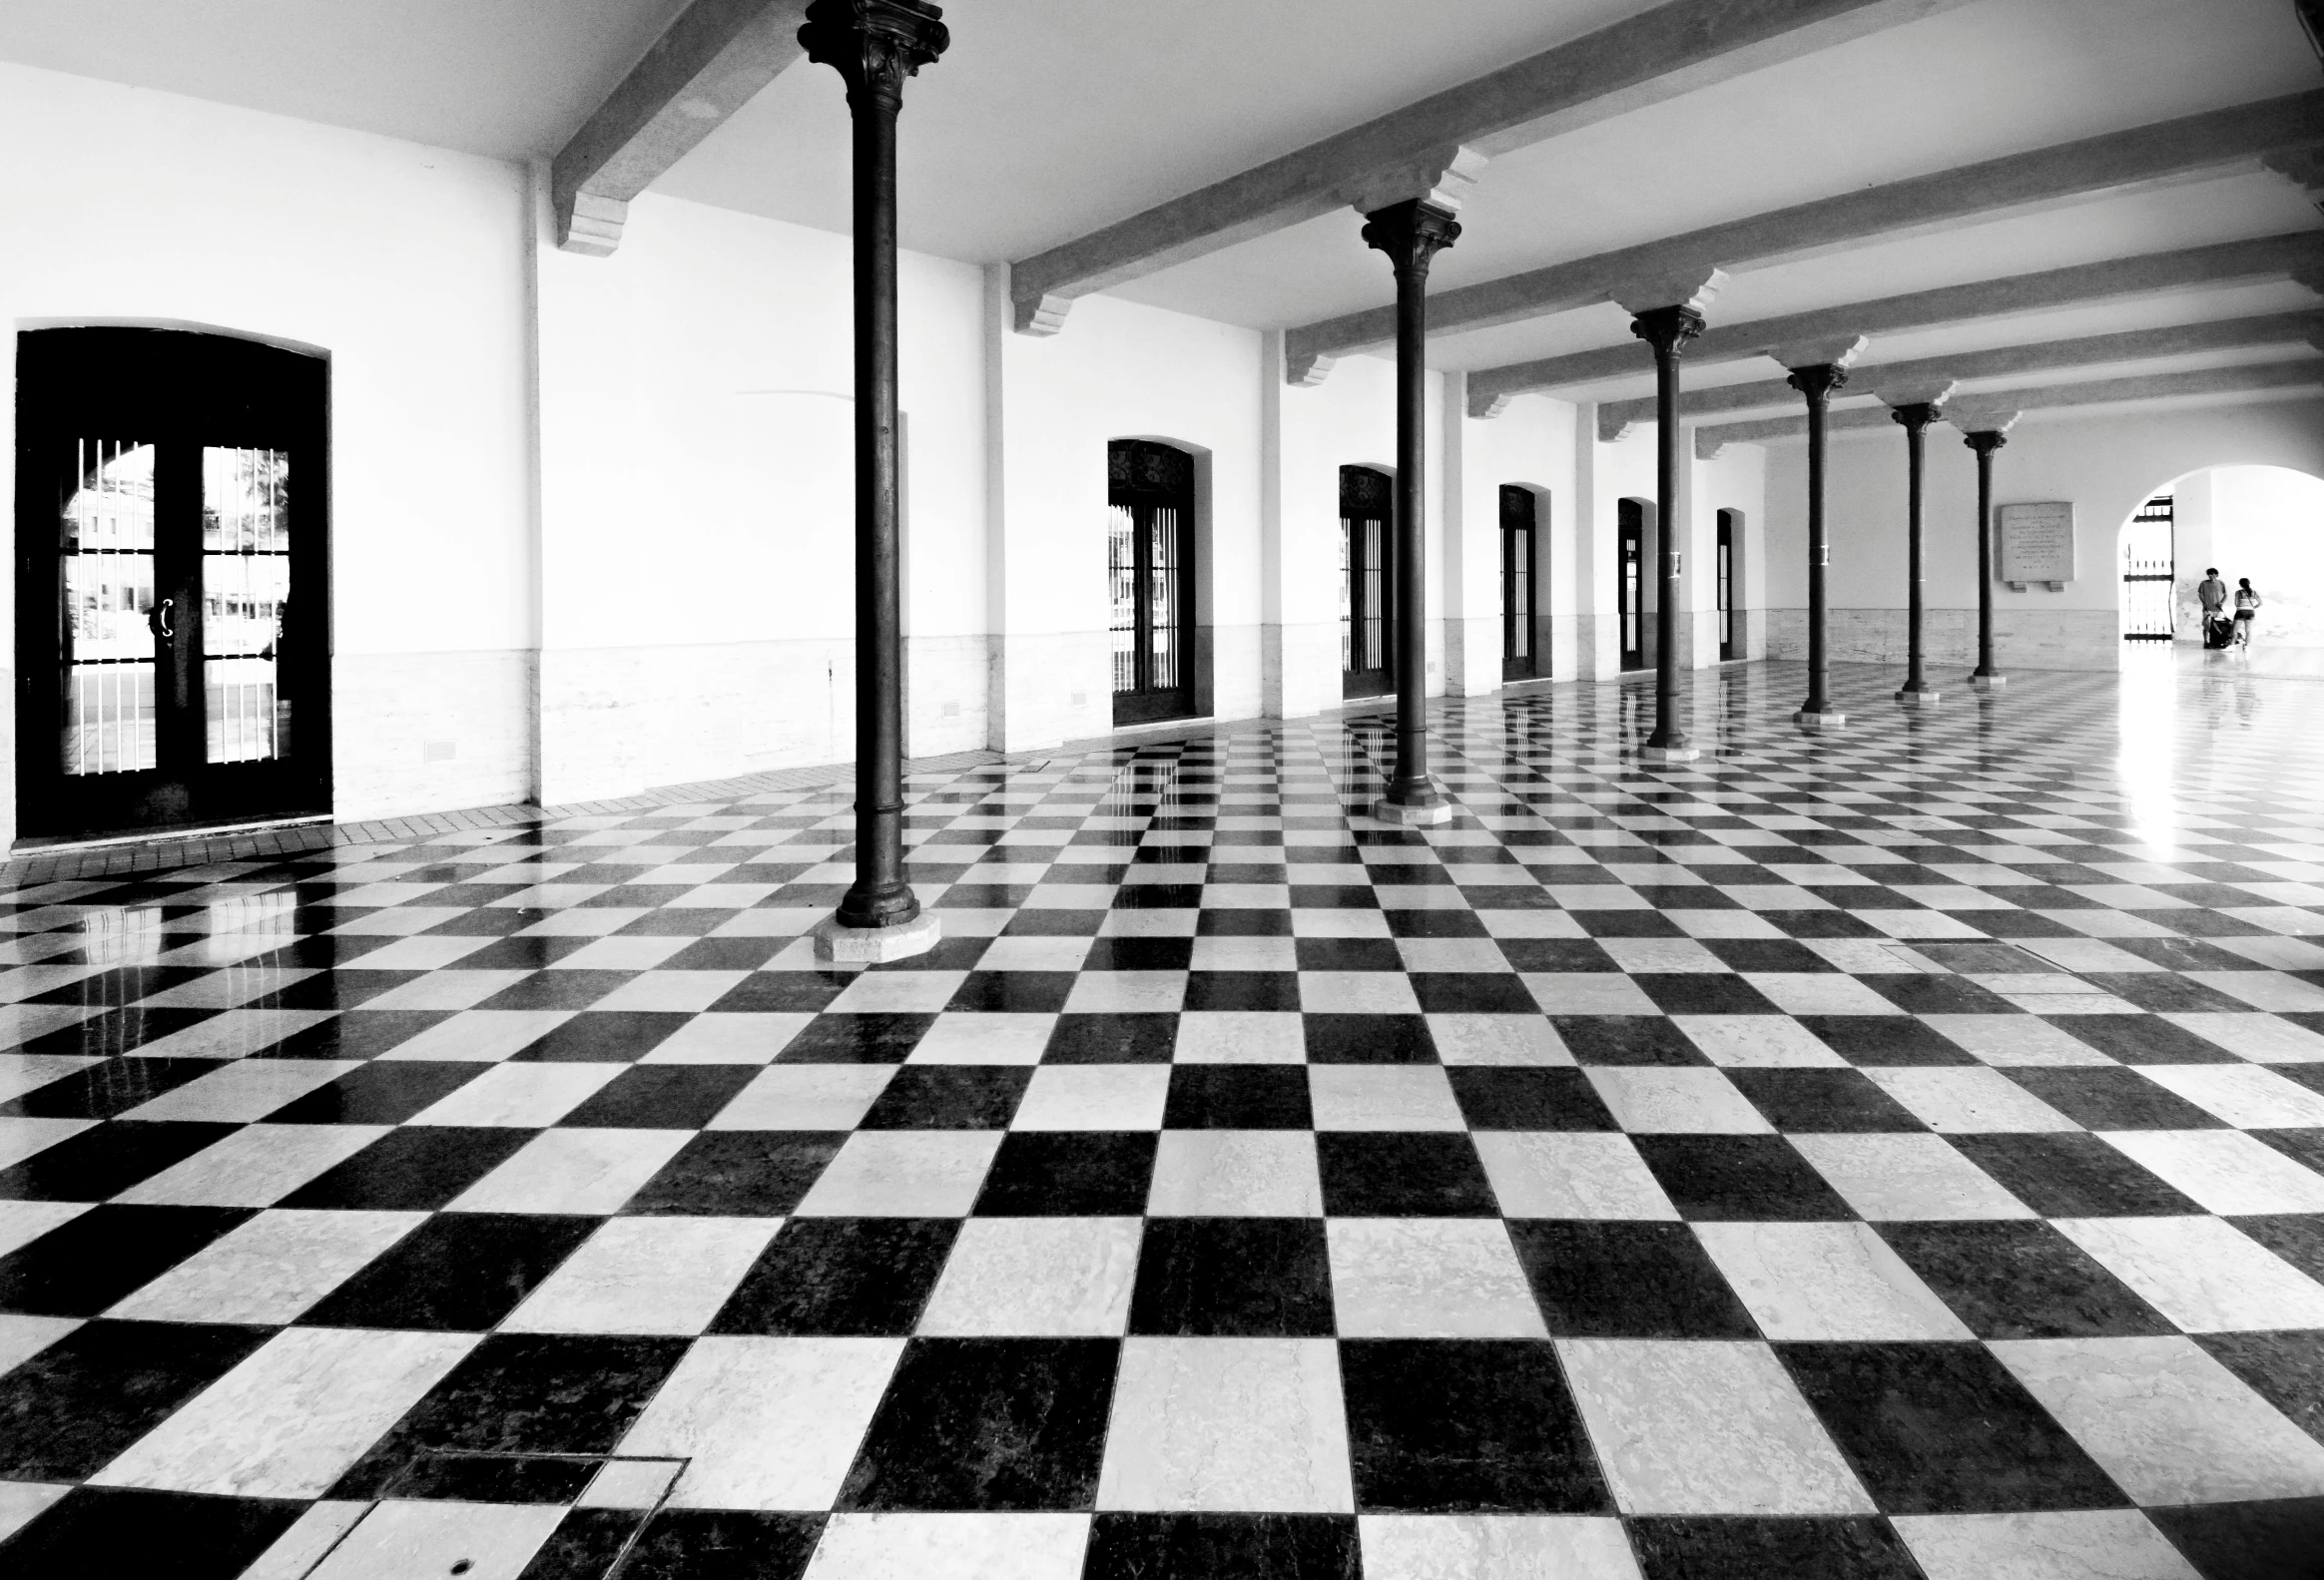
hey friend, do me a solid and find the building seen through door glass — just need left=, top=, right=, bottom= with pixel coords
left=16, top=328, right=329, bottom=840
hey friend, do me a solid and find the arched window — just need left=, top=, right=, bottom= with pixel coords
left=1500, top=486, right=1537, bottom=681
left=1108, top=440, right=1195, bottom=725
left=1716, top=508, right=1740, bottom=661
left=1341, top=465, right=1393, bottom=698
left=1617, top=498, right=1648, bottom=672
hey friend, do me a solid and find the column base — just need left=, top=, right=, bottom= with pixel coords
left=1971, top=673, right=2007, bottom=691
left=1641, top=744, right=1701, bottom=765
left=815, top=910, right=942, bottom=964
left=1793, top=709, right=1847, bottom=733
left=1894, top=688, right=1942, bottom=709
left=1372, top=795, right=1453, bottom=827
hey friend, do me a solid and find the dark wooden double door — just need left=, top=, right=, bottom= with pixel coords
left=1109, top=440, right=1196, bottom=726
left=15, top=328, right=330, bottom=840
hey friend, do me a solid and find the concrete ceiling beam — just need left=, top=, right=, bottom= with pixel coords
left=1006, top=0, right=1971, bottom=336
left=550, top=0, right=813, bottom=257
left=1594, top=309, right=2324, bottom=439
left=1476, top=230, right=2324, bottom=417
left=1691, top=356, right=2324, bottom=455
left=1300, top=87, right=2324, bottom=376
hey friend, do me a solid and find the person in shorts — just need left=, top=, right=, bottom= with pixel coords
left=2233, top=578, right=2262, bottom=646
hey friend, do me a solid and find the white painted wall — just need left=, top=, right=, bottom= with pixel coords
left=986, top=284, right=1264, bottom=751
left=534, top=192, right=986, bottom=800
left=0, top=62, right=538, bottom=834
left=2204, top=465, right=2324, bottom=647
left=1448, top=388, right=1577, bottom=690
left=1762, top=395, right=2324, bottom=673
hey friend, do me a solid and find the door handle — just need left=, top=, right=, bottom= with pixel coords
left=148, top=598, right=174, bottom=640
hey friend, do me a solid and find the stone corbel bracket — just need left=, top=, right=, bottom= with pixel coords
left=1769, top=334, right=1871, bottom=372
left=1467, top=387, right=1516, bottom=420
left=1694, top=428, right=1739, bottom=461
left=2264, top=145, right=2324, bottom=215
left=1339, top=144, right=1489, bottom=219
left=552, top=0, right=813, bottom=257
left=1874, top=377, right=1959, bottom=410
left=1944, top=402, right=2022, bottom=437
left=1582, top=266, right=1729, bottom=438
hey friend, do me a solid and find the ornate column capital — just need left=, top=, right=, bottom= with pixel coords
left=1361, top=199, right=1461, bottom=284
left=1628, top=304, right=1707, bottom=359
left=1890, top=401, right=1942, bottom=435
left=1786, top=362, right=1850, bottom=404
left=1965, top=429, right=2010, bottom=457
left=801, top=0, right=948, bottom=113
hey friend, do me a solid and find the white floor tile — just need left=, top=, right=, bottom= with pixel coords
left=1147, top=1131, right=1323, bottom=1216
left=792, top=1131, right=1002, bottom=1217
left=1791, top=1133, right=2034, bottom=1220
left=1472, top=1133, right=1678, bottom=1220
left=108, top=1209, right=420, bottom=1324
left=917, top=1217, right=1141, bottom=1335
left=501, top=1216, right=780, bottom=1333
left=1327, top=1219, right=1547, bottom=1337
left=2101, top=1129, right=2324, bottom=1214
left=1096, top=1337, right=1353, bottom=1512
left=2052, top=1216, right=2324, bottom=1331
left=619, top=1336, right=905, bottom=1510
left=804, top=1513, right=1090, bottom=1579
left=1693, top=1221, right=1975, bottom=1339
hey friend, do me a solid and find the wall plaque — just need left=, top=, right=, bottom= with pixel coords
left=1999, top=501, right=2074, bottom=590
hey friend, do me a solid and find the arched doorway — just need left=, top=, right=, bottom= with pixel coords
left=1342, top=465, right=1394, bottom=699
left=1499, top=484, right=1538, bottom=681
left=1616, top=498, right=1649, bottom=672
left=15, top=327, right=330, bottom=840
left=2116, top=464, right=2324, bottom=661
left=1108, top=439, right=1196, bottom=726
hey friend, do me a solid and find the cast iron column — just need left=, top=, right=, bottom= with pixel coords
left=1364, top=198, right=1460, bottom=824
left=1968, top=429, right=2009, bottom=690
left=1789, top=362, right=1848, bottom=731
left=1893, top=402, right=1941, bottom=708
left=804, top=0, right=947, bottom=957
left=1631, top=305, right=1706, bottom=763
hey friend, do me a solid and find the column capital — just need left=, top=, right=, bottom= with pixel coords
left=1628, top=303, right=1708, bottom=359
left=800, top=0, right=947, bottom=113
left=1964, top=429, right=2011, bottom=457
left=1786, top=362, right=1850, bottom=403
left=1362, top=199, right=1462, bottom=283
left=1889, top=402, right=1942, bottom=435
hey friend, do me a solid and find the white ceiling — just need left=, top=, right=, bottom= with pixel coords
left=1, top=0, right=2317, bottom=405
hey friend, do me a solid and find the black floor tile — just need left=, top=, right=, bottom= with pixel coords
left=1083, top=937, right=1194, bottom=972
left=2145, top=1496, right=2324, bottom=1580
left=838, top=1336, right=1118, bottom=1510
left=331, top=1332, right=690, bottom=1497
left=559, top=1063, right=759, bottom=1128
left=709, top=973, right=851, bottom=1013
left=941, top=970, right=1074, bottom=1013
left=2004, top=1067, right=2227, bottom=1130
left=1771, top=910, right=1883, bottom=940
left=1384, top=908, right=1489, bottom=938
left=1447, top=1067, right=1618, bottom=1131
left=21, top=1005, right=217, bottom=1053
left=1634, top=974, right=1783, bottom=1016
left=0, top=1202, right=250, bottom=1317
left=0, top=1056, right=225, bottom=1119
left=1163, top=1065, right=1313, bottom=1129
left=1182, top=970, right=1301, bottom=1013
left=511, top=1011, right=692, bottom=1063
left=1798, top=1015, right=1977, bottom=1065
left=711, top=1217, right=958, bottom=1335
left=775, top=1013, right=934, bottom=1063
left=1572, top=910, right=1686, bottom=938
left=2077, top=973, right=2253, bottom=1014
left=279, top=1125, right=536, bottom=1210
left=1624, top=1515, right=1922, bottom=1579
left=2233, top=1214, right=2324, bottom=1283
left=1042, top=1013, right=1178, bottom=1063
left=1084, top=1513, right=1360, bottom=1580
left=1948, top=1133, right=2202, bottom=1217
left=2194, top=1330, right=2324, bottom=1446
left=1302, top=1014, right=1439, bottom=1064
left=2253, top=1129, right=2324, bottom=1176
left=1498, top=939, right=1620, bottom=972
left=1727, top=1068, right=1926, bottom=1132
left=0, top=1119, right=238, bottom=1202
left=622, top=1131, right=844, bottom=1216
left=1866, top=975, right=2024, bottom=1015
left=620, top=1510, right=825, bottom=1580
left=0, top=1486, right=304, bottom=1580
left=1294, top=938, right=1403, bottom=972
left=1631, top=1134, right=1857, bottom=1221
left=1341, top=1338, right=1610, bottom=1512
left=1702, top=939, right=1836, bottom=973
left=299, top=1211, right=597, bottom=1329
left=1780, top=1340, right=2128, bottom=1514
left=265, top=1010, right=453, bottom=1062
left=1551, top=1016, right=1708, bottom=1066
left=2048, top=1014, right=2244, bottom=1064
left=0, top=1320, right=272, bottom=1479
left=473, top=970, right=637, bottom=1011
left=453, top=934, right=596, bottom=971
left=1876, top=1220, right=2174, bottom=1339
left=263, top=1058, right=486, bottom=1123
left=973, top=1131, right=1157, bottom=1216
left=1317, top=1133, right=1496, bottom=1217
left=1507, top=1220, right=1759, bottom=1338
left=1127, top=1218, right=1334, bottom=1336
left=1410, top=973, right=1538, bottom=1014
left=859, top=1065, right=1031, bottom=1129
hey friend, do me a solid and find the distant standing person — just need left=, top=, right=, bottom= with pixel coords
left=2197, top=567, right=2230, bottom=648
left=2233, top=577, right=2262, bottom=646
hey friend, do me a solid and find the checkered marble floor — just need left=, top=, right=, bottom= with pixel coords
left=4, top=659, right=2324, bottom=1580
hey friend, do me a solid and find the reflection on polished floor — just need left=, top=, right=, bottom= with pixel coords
left=2, top=660, right=2323, bottom=1580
